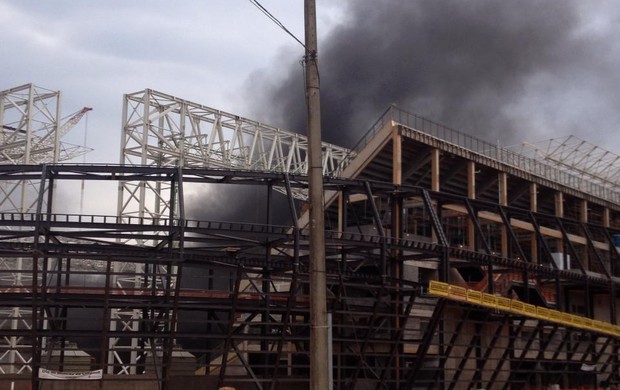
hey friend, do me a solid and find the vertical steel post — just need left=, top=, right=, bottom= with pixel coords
left=304, top=1, right=329, bottom=389
left=54, top=91, right=62, bottom=163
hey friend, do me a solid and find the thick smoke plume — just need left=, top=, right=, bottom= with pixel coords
left=249, top=0, right=620, bottom=148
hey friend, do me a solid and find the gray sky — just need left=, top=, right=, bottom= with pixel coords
left=246, top=1, right=620, bottom=152
left=0, top=1, right=341, bottom=163
left=3, top=1, right=620, bottom=216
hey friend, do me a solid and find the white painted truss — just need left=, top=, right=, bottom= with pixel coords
left=1, top=84, right=91, bottom=166
left=113, top=88, right=356, bottom=374
left=121, top=88, right=351, bottom=174
left=119, top=88, right=354, bottom=216
left=0, top=84, right=92, bottom=375
left=518, top=135, right=620, bottom=191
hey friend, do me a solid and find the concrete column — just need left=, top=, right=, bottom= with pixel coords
left=580, top=199, right=589, bottom=270
left=498, top=172, right=508, bottom=206
left=467, top=161, right=476, bottom=250
left=580, top=200, right=588, bottom=223
left=530, top=183, right=538, bottom=263
left=431, top=148, right=440, bottom=192
left=555, top=192, right=564, bottom=218
left=554, top=192, right=564, bottom=262
left=498, top=172, right=508, bottom=257
left=391, top=128, right=403, bottom=254
left=393, top=128, right=402, bottom=186
left=391, top=128, right=402, bottom=243
left=429, top=148, right=441, bottom=250
left=391, top=128, right=402, bottom=387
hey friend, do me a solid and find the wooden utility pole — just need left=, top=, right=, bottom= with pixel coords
left=304, top=1, right=329, bottom=390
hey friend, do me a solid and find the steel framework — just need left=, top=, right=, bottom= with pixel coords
left=120, top=88, right=352, bottom=209
left=1, top=88, right=619, bottom=390
left=0, top=84, right=91, bottom=167
left=114, top=89, right=350, bottom=375
left=0, top=165, right=617, bottom=390
left=0, top=84, right=91, bottom=376
left=518, top=135, right=620, bottom=191
left=112, top=89, right=354, bottom=377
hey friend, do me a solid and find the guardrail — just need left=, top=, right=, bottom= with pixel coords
left=342, top=105, right=620, bottom=204
left=429, top=280, right=620, bottom=337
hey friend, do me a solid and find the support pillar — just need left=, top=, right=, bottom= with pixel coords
left=466, top=161, right=476, bottom=250
left=304, top=2, right=329, bottom=389
left=555, top=192, right=564, bottom=257
left=498, top=172, right=508, bottom=258
left=555, top=191, right=565, bottom=312
left=393, top=128, right=402, bottom=186
left=580, top=199, right=589, bottom=271
left=431, top=148, right=440, bottom=192
left=431, top=148, right=440, bottom=246
left=530, top=183, right=538, bottom=263
left=391, top=128, right=402, bottom=388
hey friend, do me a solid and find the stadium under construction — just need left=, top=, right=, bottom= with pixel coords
left=0, top=83, right=619, bottom=389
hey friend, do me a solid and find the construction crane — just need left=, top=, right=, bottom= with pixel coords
left=0, top=106, right=92, bottom=164
left=58, top=106, right=92, bottom=139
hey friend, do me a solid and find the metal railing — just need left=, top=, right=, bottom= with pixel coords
left=341, top=105, right=620, bottom=204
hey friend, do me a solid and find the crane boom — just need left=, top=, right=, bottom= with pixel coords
left=58, top=107, right=92, bottom=139
left=0, top=106, right=93, bottom=163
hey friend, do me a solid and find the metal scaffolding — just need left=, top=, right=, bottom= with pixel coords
left=120, top=88, right=352, bottom=208
left=111, top=88, right=353, bottom=376
left=0, top=84, right=91, bottom=377
left=0, top=87, right=619, bottom=390
left=0, top=165, right=616, bottom=389
left=518, top=135, right=620, bottom=190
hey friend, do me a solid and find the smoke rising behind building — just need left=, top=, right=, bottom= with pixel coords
left=247, top=0, right=620, bottom=149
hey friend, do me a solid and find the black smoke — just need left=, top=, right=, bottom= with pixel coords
left=247, top=0, right=620, bottom=148
left=186, top=183, right=295, bottom=226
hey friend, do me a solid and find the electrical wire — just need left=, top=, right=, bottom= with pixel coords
left=248, top=0, right=305, bottom=48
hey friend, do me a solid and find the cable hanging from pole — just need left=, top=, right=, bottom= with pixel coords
left=248, top=0, right=305, bottom=48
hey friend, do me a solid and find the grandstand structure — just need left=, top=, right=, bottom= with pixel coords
left=0, top=85, right=619, bottom=389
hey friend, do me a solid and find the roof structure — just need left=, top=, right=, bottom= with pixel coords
left=517, top=135, right=620, bottom=191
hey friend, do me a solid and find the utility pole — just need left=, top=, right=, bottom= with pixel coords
left=304, top=1, right=329, bottom=390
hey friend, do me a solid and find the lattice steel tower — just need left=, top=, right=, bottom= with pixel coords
left=0, top=83, right=90, bottom=374
left=110, top=88, right=354, bottom=374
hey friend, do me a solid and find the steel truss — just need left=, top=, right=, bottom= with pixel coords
left=115, top=88, right=354, bottom=378
left=518, top=135, right=620, bottom=190
left=0, top=165, right=616, bottom=389
left=120, top=88, right=352, bottom=209
left=0, top=84, right=90, bottom=167
left=0, top=84, right=91, bottom=376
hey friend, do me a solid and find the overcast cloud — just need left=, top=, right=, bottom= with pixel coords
left=4, top=1, right=620, bottom=156
left=248, top=1, right=620, bottom=149
left=0, top=1, right=335, bottom=161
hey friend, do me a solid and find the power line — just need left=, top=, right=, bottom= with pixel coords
left=248, top=0, right=305, bottom=48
